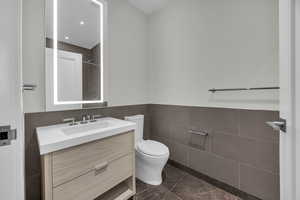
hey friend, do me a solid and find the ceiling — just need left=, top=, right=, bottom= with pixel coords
left=46, top=0, right=101, bottom=49
left=128, top=0, right=170, bottom=14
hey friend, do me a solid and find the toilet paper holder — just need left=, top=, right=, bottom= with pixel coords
left=188, top=129, right=209, bottom=150
left=188, top=129, right=209, bottom=136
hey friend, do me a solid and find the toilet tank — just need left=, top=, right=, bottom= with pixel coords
left=125, top=115, right=144, bottom=145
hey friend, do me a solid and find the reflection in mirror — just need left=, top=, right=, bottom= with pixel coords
left=45, top=0, right=104, bottom=111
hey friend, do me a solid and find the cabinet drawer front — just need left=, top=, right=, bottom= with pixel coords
left=53, top=154, right=133, bottom=200
left=52, top=132, right=133, bottom=186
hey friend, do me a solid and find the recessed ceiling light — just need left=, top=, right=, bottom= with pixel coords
left=65, top=36, right=69, bottom=40
left=80, top=21, right=85, bottom=25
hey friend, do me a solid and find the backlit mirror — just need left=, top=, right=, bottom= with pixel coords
left=45, top=0, right=105, bottom=111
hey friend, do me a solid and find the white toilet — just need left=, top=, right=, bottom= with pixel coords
left=125, top=115, right=169, bottom=185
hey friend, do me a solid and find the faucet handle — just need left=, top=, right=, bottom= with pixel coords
left=63, top=118, right=77, bottom=126
left=80, top=115, right=89, bottom=124
left=90, top=114, right=102, bottom=122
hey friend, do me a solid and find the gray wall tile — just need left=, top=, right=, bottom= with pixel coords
left=168, top=141, right=189, bottom=166
left=150, top=105, right=173, bottom=139
left=211, top=133, right=278, bottom=173
left=239, top=110, right=279, bottom=142
left=168, top=106, right=190, bottom=145
left=254, top=141, right=278, bottom=173
left=188, top=107, right=214, bottom=133
left=189, top=147, right=239, bottom=187
left=209, top=108, right=240, bottom=135
left=211, top=133, right=257, bottom=165
left=25, top=104, right=279, bottom=200
left=150, top=135, right=170, bottom=146
left=274, top=142, right=280, bottom=174
left=149, top=104, right=279, bottom=200
left=27, top=174, right=41, bottom=200
left=239, top=164, right=280, bottom=200
left=189, top=147, right=214, bottom=176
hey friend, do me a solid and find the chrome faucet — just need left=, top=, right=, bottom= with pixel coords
left=63, top=118, right=77, bottom=126
left=90, top=114, right=102, bottom=122
left=80, top=115, right=90, bottom=124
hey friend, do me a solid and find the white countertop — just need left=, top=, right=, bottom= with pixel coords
left=36, top=117, right=136, bottom=155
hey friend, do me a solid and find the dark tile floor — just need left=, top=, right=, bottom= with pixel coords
left=134, top=164, right=242, bottom=200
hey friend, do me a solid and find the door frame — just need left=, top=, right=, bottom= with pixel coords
left=1, top=0, right=25, bottom=199
left=295, top=0, right=300, bottom=199
left=279, top=0, right=299, bottom=199
left=18, top=0, right=25, bottom=199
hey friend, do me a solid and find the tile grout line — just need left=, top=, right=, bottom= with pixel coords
left=169, top=172, right=187, bottom=192
left=187, top=142, right=278, bottom=175
left=169, top=192, right=184, bottom=200
left=168, top=160, right=262, bottom=200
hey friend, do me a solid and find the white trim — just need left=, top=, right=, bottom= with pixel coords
left=17, top=0, right=25, bottom=199
left=279, top=0, right=297, bottom=199
left=53, top=0, right=58, bottom=104
left=101, top=0, right=109, bottom=104
left=295, top=0, right=300, bottom=198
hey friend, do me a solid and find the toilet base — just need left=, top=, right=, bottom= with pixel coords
left=138, top=178, right=162, bottom=186
left=135, top=150, right=169, bottom=186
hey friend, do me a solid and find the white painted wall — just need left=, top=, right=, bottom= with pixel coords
left=23, top=0, right=279, bottom=112
left=22, top=0, right=45, bottom=113
left=23, top=0, right=149, bottom=112
left=148, top=0, right=279, bottom=110
left=128, top=0, right=170, bottom=14
left=107, top=0, right=149, bottom=106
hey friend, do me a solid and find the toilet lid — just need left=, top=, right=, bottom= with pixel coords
left=137, top=140, right=169, bottom=157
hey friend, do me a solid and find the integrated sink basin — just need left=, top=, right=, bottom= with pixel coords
left=62, top=121, right=111, bottom=136
left=36, top=117, right=136, bottom=155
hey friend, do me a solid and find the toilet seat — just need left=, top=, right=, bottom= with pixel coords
left=137, top=140, right=169, bottom=157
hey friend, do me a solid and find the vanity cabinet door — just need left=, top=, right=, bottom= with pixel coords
left=53, top=154, right=133, bottom=200
left=52, top=132, right=133, bottom=187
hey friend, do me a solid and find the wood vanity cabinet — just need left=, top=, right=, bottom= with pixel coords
left=41, top=131, right=136, bottom=200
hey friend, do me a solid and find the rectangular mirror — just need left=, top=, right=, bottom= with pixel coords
left=45, top=0, right=106, bottom=111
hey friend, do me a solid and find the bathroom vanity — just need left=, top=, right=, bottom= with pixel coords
left=36, top=118, right=136, bottom=200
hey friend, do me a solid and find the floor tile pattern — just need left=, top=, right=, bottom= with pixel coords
left=134, top=164, right=242, bottom=200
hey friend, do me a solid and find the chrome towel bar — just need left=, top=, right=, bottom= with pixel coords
left=209, top=87, right=280, bottom=93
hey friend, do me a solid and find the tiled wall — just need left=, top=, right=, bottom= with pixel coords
left=25, top=104, right=279, bottom=200
left=149, top=104, right=280, bottom=200
left=25, top=104, right=150, bottom=200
